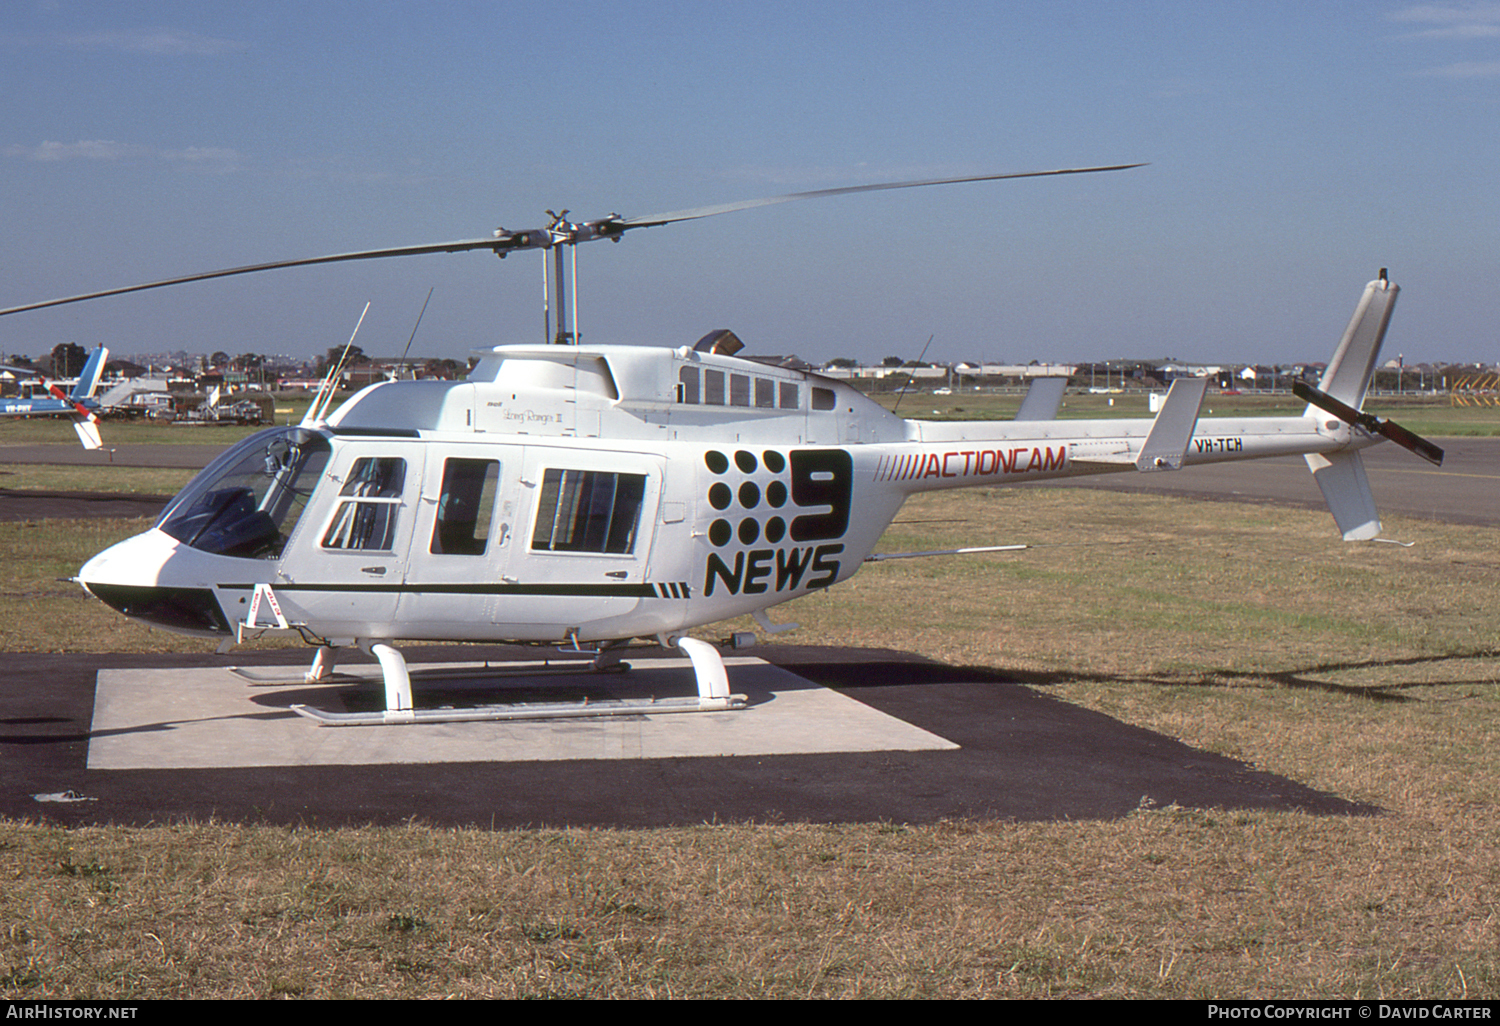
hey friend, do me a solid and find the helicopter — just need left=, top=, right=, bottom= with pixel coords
left=0, top=344, right=109, bottom=448
left=0, top=165, right=1444, bottom=726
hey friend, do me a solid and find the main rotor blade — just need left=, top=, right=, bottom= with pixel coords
left=1, top=162, right=1145, bottom=318
left=0, top=236, right=523, bottom=318
left=1294, top=380, right=1445, bottom=466
left=615, top=164, right=1147, bottom=228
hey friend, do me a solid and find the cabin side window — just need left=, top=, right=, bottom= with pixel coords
left=703, top=370, right=726, bottom=406
left=729, top=373, right=751, bottom=407
left=531, top=469, right=646, bottom=555
left=322, top=457, right=406, bottom=551
left=677, top=366, right=700, bottom=404
left=675, top=364, right=801, bottom=411
left=430, top=458, right=501, bottom=556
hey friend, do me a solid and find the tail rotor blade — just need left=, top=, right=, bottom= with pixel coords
left=1294, top=380, right=1444, bottom=466
left=1375, top=417, right=1446, bottom=467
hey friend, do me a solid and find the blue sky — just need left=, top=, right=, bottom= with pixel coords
left=2, top=1, right=1497, bottom=367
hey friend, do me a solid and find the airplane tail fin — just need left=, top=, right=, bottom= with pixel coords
left=48, top=346, right=109, bottom=450
left=70, top=346, right=108, bottom=402
left=1302, top=273, right=1398, bottom=541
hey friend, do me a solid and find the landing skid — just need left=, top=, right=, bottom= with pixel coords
left=288, top=636, right=747, bottom=727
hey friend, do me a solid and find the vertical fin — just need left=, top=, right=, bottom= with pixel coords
left=1304, top=275, right=1399, bottom=539
left=73, top=419, right=103, bottom=450
left=1314, top=275, right=1397, bottom=408
left=1306, top=451, right=1380, bottom=540
left=70, top=346, right=108, bottom=401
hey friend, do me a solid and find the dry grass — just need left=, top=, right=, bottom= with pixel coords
left=2, top=485, right=1498, bottom=998
left=5, top=810, right=1496, bottom=998
left=0, top=464, right=193, bottom=495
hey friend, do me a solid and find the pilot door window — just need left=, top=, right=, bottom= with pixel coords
left=530, top=469, right=646, bottom=555
left=431, top=458, right=501, bottom=556
left=322, top=457, right=406, bottom=551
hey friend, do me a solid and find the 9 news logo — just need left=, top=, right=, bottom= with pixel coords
left=701, top=448, right=852, bottom=597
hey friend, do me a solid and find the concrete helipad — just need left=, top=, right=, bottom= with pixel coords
left=3, top=645, right=1382, bottom=827
left=87, top=656, right=957, bottom=770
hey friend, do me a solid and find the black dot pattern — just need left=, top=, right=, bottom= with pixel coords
left=705, top=448, right=791, bottom=548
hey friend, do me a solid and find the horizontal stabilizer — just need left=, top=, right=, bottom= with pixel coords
left=96, top=377, right=170, bottom=410
left=1067, top=444, right=1135, bottom=468
left=1014, top=377, right=1069, bottom=422
left=1306, top=450, right=1380, bottom=541
left=1136, top=376, right=1210, bottom=472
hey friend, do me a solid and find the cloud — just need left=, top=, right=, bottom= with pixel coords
left=5, top=139, right=148, bottom=161
left=1416, top=59, right=1500, bottom=75
left=161, top=146, right=243, bottom=172
left=1388, top=2, right=1500, bottom=40
left=56, top=28, right=247, bottom=56
left=6, top=139, right=243, bottom=171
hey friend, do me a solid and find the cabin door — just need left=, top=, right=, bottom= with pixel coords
left=500, top=445, right=664, bottom=635
left=395, top=444, right=523, bottom=638
left=275, top=441, right=425, bottom=639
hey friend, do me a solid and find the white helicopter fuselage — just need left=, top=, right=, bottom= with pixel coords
left=76, top=338, right=1366, bottom=649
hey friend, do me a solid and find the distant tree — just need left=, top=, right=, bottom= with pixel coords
left=50, top=343, right=87, bottom=377
left=316, top=344, right=368, bottom=377
left=824, top=357, right=858, bottom=369
left=210, top=351, right=230, bottom=368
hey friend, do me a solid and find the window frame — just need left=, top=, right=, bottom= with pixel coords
left=529, top=467, right=648, bottom=557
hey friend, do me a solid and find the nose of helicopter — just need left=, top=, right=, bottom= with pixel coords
left=77, top=529, right=233, bottom=636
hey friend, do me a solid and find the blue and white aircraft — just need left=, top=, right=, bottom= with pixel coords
left=0, top=345, right=109, bottom=449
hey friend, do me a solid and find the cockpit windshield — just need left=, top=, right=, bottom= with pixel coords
left=157, top=427, right=332, bottom=559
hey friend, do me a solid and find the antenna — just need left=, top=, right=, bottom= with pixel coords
left=891, top=334, right=934, bottom=415
left=304, top=302, right=370, bottom=425
left=398, top=287, right=434, bottom=375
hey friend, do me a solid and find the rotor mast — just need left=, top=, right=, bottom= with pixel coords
left=544, top=211, right=569, bottom=345
left=538, top=210, right=594, bottom=344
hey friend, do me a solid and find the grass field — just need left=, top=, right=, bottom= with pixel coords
left=1, top=431, right=1497, bottom=997
left=1, top=388, right=1495, bottom=450
left=862, top=388, right=1500, bottom=438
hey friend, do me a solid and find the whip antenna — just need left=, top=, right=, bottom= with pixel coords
left=398, top=287, right=435, bottom=375
left=305, top=302, right=370, bottom=425
left=891, top=334, right=934, bottom=415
